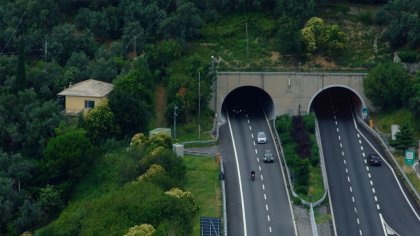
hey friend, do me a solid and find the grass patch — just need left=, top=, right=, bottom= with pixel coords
left=373, top=108, right=420, bottom=137
left=306, top=165, right=325, bottom=202
left=391, top=151, right=420, bottom=196
left=175, top=109, right=215, bottom=142
left=183, top=155, right=221, bottom=236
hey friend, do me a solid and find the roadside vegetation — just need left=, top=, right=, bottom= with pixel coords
left=276, top=113, right=324, bottom=202
left=0, top=0, right=418, bottom=235
left=183, top=155, right=221, bottom=236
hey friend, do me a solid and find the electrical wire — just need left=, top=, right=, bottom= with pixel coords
left=122, top=0, right=174, bottom=55
left=0, top=0, right=32, bottom=55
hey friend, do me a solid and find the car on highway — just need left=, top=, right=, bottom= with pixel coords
left=257, top=131, right=267, bottom=144
left=367, top=154, right=381, bottom=166
left=232, top=105, right=244, bottom=114
left=263, top=150, right=274, bottom=163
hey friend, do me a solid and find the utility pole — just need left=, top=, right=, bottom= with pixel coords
left=211, top=56, right=216, bottom=111
left=44, top=39, right=48, bottom=61
left=246, top=21, right=249, bottom=60
left=198, top=72, right=201, bottom=140
left=173, top=104, right=178, bottom=140
left=133, top=36, right=137, bottom=57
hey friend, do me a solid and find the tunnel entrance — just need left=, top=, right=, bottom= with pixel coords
left=221, top=86, right=275, bottom=122
left=309, top=86, right=366, bottom=117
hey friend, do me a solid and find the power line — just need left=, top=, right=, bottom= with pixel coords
left=0, top=0, right=32, bottom=55
left=122, top=0, right=174, bottom=55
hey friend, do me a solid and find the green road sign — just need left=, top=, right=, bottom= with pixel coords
left=405, top=150, right=415, bottom=166
left=362, top=107, right=368, bottom=114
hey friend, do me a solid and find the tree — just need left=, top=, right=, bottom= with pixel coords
left=0, top=151, right=34, bottom=192
left=408, top=73, right=420, bottom=116
left=48, top=24, right=97, bottom=65
left=0, top=89, right=62, bottom=156
left=37, top=185, right=64, bottom=218
left=276, top=16, right=301, bottom=57
left=379, top=0, right=420, bottom=49
left=13, top=199, right=41, bottom=234
left=158, top=2, right=204, bottom=43
left=300, top=17, right=346, bottom=58
left=109, top=59, right=153, bottom=138
left=124, top=224, right=156, bottom=236
left=88, top=57, right=118, bottom=82
left=0, top=176, right=23, bottom=234
left=363, top=63, right=410, bottom=110
left=390, top=122, right=416, bottom=150
left=65, top=52, right=90, bottom=83
left=85, top=100, right=119, bottom=143
left=144, top=40, right=182, bottom=80
left=42, top=127, right=94, bottom=185
left=274, top=0, right=315, bottom=21
left=15, top=36, right=26, bottom=92
left=27, top=60, right=65, bottom=100
left=139, top=147, right=186, bottom=188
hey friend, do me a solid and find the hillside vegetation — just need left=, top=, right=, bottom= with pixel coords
left=0, top=0, right=418, bottom=235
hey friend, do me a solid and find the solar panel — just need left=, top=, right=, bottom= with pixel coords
left=200, top=217, right=222, bottom=236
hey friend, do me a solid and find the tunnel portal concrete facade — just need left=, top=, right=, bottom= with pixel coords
left=214, top=72, right=372, bottom=117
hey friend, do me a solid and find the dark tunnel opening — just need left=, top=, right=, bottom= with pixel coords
left=221, top=86, right=275, bottom=122
left=310, top=87, right=365, bottom=119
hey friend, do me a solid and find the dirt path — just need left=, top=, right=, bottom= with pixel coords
left=155, top=84, right=167, bottom=127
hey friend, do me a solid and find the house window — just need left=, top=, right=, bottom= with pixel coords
left=85, top=100, right=95, bottom=109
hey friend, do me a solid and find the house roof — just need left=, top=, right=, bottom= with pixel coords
left=57, top=79, right=113, bottom=97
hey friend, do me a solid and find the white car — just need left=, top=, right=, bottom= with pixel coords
left=257, top=132, right=267, bottom=144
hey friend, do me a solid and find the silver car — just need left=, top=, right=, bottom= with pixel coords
left=257, top=131, right=267, bottom=144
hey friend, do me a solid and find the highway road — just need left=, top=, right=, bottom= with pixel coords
left=220, top=105, right=297, bottom=236
left=313, top=89, right=420, bottom=236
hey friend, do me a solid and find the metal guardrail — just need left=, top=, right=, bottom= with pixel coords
left=356, top=115, right=420, bottom=203
left=270, top=118, right=328, bottom=236
left=219, top=159, right=227, bottom=236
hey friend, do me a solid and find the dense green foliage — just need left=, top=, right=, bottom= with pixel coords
left=276, top=113, right=320, bottom=196
left=390, top=122, right=416, bottom=151
left=363, top=63, right=411, bottom=110
left=408, top=73, right=420, bottom=116
left=36, top=135, right=194, bottom=236
left=0, top=0, right=417, bottom=234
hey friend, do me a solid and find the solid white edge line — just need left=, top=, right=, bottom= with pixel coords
left=226, top=112, right=248, bottom=236
left=379, top=213, right=388, bottom=236
left=351, top=111, right=420, bottom=222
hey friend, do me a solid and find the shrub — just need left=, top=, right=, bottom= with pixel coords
left=398, top=50, right=419, bottom=63
left=276, top=115, right=292, bottom=133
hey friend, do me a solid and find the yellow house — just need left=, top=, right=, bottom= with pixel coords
left=57, top=79, right=113, bottom=115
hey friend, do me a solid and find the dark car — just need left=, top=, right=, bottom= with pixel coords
left=263, top=150, right=274, bottom=163
left=367, top=154, right=381, bottom=166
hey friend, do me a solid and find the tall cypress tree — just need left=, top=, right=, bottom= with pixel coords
left=15, top=36, right=26, bottom=92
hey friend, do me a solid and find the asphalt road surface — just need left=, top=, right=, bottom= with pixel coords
left=314, top=90, right=420, bottom=236
left=220, top=105, right=297, bottom=236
